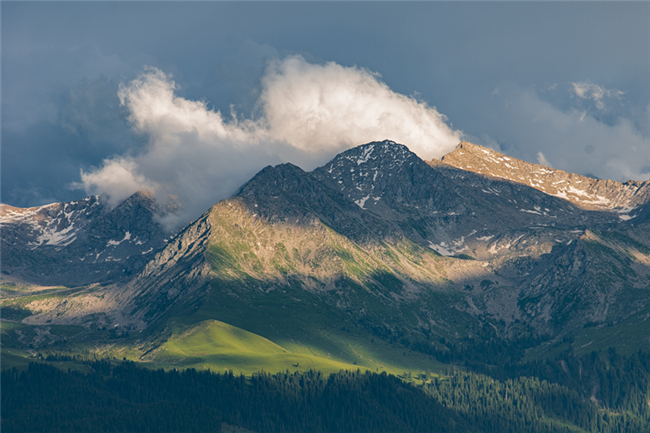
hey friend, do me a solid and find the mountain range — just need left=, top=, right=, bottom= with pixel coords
left=2, top=140, right=649, bottom=376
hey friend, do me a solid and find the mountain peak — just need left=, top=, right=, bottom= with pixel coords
left=0, top=192, right=166, bottom=286
left=436, top=141, right=650, bottom=215
left=441, top=141, right=521, bottom=168
left=339, top=140, right=413, bottom=165
left=318, top=140, right=419, bottom=178
left=312, top=140, right=427, bottom=211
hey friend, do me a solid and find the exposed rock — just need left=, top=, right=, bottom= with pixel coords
left=0, top=191, right=168, bottom=286
left=435, top=141, right=650, bottom=217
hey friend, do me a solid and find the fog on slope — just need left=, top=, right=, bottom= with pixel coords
left=80, top=56, right=462, bottom=230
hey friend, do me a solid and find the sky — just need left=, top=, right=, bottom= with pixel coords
left=3, top=2, right=649, bottom=229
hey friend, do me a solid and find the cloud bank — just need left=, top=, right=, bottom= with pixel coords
left=80, top=56, right=462, bottom=228
left=487, top=85, right=650, bottom=183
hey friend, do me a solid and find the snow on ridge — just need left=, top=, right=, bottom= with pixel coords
left=428, top=236, right=469, bottom=256
left=450, top=143, right=649, bottom=212
left=616, top=206, right=635, bottom=215
left=33, top=222, right=78, bottom=248
left=106, top=231, right=132, bottom=247
left=0, top=204, right=55, bottom=223
left=549, top=187, right=611, bottom=206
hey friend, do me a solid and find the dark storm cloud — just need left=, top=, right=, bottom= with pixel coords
left=2, top=2, right=648, bottom=223
left=2, top=75, right=146, bottom=207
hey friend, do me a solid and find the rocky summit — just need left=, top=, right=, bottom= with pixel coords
left=2, top=140, right=649, bottom=374
left=0, top=191, right=168, bottom=286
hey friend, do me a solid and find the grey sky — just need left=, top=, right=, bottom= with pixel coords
left=2, top=2, right=649, bottom=226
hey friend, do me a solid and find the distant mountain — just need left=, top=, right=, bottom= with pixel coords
left=0, top=191, right=168, bottom=286
left=10, top=141, right=649, bottom=370
left=435, top=141, right=650, bottom=217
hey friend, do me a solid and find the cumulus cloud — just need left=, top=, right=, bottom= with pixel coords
left=79, top=158, right=154, bottom=208
left=260, top=57, right=461, bottom=157
left=571, top=81, right=624, bottom=110
left=79, top=56, right=462, bottom=229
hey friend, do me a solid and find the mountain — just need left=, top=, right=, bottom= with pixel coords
left=6, top=140, right=649, bottom=377
left=0, top=191, right=168, bottom=286
left=4, top=140, right=650, bottom=433
left=435, top=141, right=650, bottom=217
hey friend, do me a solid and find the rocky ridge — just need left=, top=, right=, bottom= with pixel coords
left=4, top=141, right=650, bottom=362
left=434, top=141, right=650, bottom=219
left=0, top=191, right=168, bottom=286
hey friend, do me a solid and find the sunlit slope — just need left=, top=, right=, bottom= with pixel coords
left=122, top=157, right=650, bottom=367
left=7, top=141, right=650, bottom=374
left=142, top=197, right=459, bottom=374
left=147, top=320, right=355, bottom=375
left=146, top=319, right=445, bottom=376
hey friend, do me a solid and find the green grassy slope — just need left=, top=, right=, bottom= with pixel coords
left=147, top=319, right=362, bottom=375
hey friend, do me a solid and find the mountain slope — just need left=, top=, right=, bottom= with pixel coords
left=4, top=140, right=650, bottom=374
left=0, top=191, right=168, bottom=286
left=435, top=141, right=650, bottom=218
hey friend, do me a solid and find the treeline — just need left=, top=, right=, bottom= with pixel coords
left=3, top=350, right=649, bottom=433
left=2, top=362, right=469, bottom=433
left=474, top=347, right=650, bottom=413
left=423, top=348, right=650, bottom=433
left=425, top=370, right=647, bottom=433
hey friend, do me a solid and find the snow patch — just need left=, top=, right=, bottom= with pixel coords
left=106, top=231, right=132, bottom=247
left=429, top=242, right=453, bottom=256
left=354, top=195, right=370, bottom=208
left=481, top=188, right=501, bottom=196
left=34, top=222, right=78, bottom=247
left=356, top=145, right=375, bottom=165
left=428, top=237, right=468, bottom=256
left=520, top=209, right=542, bottom=215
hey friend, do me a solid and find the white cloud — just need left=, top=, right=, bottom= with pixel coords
left=79, top=158, right=155, bottom=208
left=536, top=152, right=552, bottom=168
left=571, top=81, right=624, bottom=110
left=260, top=56, right=461, bottom=158
left=80, top=56, right=462, bottom=229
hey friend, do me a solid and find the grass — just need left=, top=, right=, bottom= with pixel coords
left=1, top=315, right=446, bottom=379
left=145, top=318, right=447, bottom=378
left=10, top=200, right=649, bottom=378
left=139, top=273, right=454, bottom=377
left=149, top=320, right=358, bottom=375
